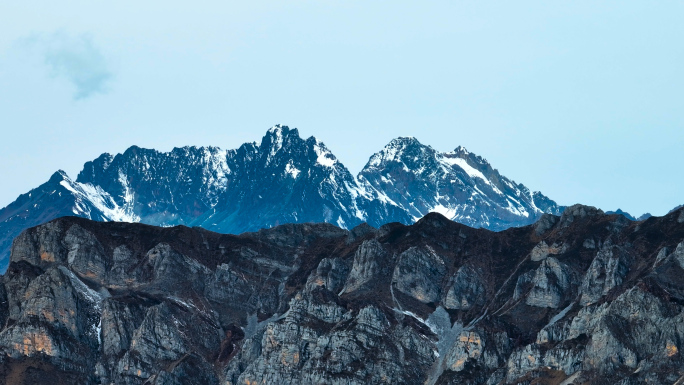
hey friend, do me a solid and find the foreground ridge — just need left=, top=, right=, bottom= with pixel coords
left=1, top=205, right=684, bottom=384
left=0, top=125, right=562, bottom=272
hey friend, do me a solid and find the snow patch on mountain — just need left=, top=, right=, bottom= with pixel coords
left=314, top=141, right=336, bottom=168
left=268, top=125, right=285, bottom=157
left=202, top=148, right=231, bottom=183
left=59, top=177, right=139, bottom=223
left=430, top=204, right=459, bottom=219
left=439, top=156, right=487, bottom=183
left=285, top=161, right=300, bottom=179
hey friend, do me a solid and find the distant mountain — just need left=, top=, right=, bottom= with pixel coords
left=606, top=208, right=653, bottom=221
left=0, top=125, right=563, bottom=272
left=358, top=137, right=562, bottom=230
left=670, top=204, right=684, bottom=214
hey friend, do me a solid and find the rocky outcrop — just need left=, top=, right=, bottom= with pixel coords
left=515, top=256, right=575, bottom=309
left=392, top=246, right=446, bottom=304
left=1, top=206, right=684, bottom=384
left=443, top=265, right=485, bottom=310
left=341, top=239, right=386, bottom=294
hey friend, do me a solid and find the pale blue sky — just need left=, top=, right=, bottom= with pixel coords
left=0, top=1, right=682, bottom=216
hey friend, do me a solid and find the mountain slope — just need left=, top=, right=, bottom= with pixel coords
left=193, top=126, right=412, bottom=233
left=76, top=144, right=231, bottom=226
left=1, top=206, right=684, bottom=383
left=359, top=138, right=563, bottom=230
left=0, top=125, right=562, bottom=272
left=0, top=171, right=125, bottom=272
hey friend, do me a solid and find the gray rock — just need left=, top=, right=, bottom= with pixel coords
left=305, top=258, right=350, bottom=295
left=392, top=246, right=446, bottom=304
left=1, top=209, right=684, bottom=384
left=443, top=265, right=485, bottom=310
left=672, top=241, right=684, bottom=269
left=445, top=330, right=484, bottom=371
left=342, top=240, right=386, bottom=294
left=534, top=214, right=559, bottom=236
left=579, top=242, right=632, bottom=306
left=524, top=257, right=573, bottom=309
left=64, top=224, right=109, bottom=283
left=529, top=241, right=566, bottom=261
left=559, top=204, right=603, bottom=228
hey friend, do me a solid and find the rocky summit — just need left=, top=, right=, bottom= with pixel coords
left=0, top=125, right=563, bottom=272
left=1, top=205, right=684, bottom=384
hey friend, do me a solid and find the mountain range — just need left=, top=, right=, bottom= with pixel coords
left=0, top=125, right=565, bottom=272
left=1, top=205, right=684, bottom=383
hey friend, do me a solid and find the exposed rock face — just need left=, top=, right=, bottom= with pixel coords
left=517, top=256, right=575, bottom=309
left=392, top=246, right=446, bottom=304
left=342, top=239, right=387, bottom=294
left=578, top=242, right=632, bottom=306
left=1, top=206, right=684, bottom=384
left=443, top=265, right=486, bottom=310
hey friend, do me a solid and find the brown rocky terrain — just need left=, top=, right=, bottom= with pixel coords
left=0, top=204, right=683, bottom=384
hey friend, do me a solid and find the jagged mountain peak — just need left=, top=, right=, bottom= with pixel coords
left=448, top=145, right=476, bottom=163
left=388, top=136, right=422, bottom=146
left=364, top=136, right=434, bottom=170
left=363, top=138, right=496, bottom=186
left=256, top=124, right=341, bottom=171
left=267, top=123, right=295, bottom=134
left=606, top=208, right=637, bottom=221
left=448, top=145, right=492, bottom=169
left=605, top=208, right=654, bottom=222
left=453, top=144, right=469, bottom=155
left=188, top=127, right=368, bottom=233
left=261, top=124, right=300, bottom=153
left=49, top=169, right=70, bottom=183
left=359, top=136, right=564, bottom=229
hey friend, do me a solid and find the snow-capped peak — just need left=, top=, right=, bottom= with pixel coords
left=265, top=125, right=286, bottom=157
left=364, top=137, right=432, bottom=169
left=453, top=145, right=469, bottom=156
left=267, top=124, right=284, bottom=134
left=384, top=137, right=424, bottom=152
left=52, top=169, right=70, bottom=181
left=261, top=125, right=307, bottom=165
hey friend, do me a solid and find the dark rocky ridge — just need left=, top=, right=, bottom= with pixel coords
left=0, top=125, right=564, bottom=272
left=1, top=205, right=684, bottom=384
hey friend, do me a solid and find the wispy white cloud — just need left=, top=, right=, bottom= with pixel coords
left=24, top=31, right=114, bottom=100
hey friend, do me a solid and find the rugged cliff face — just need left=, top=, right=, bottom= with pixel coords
left=1, top=205, right=683, bottom=384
